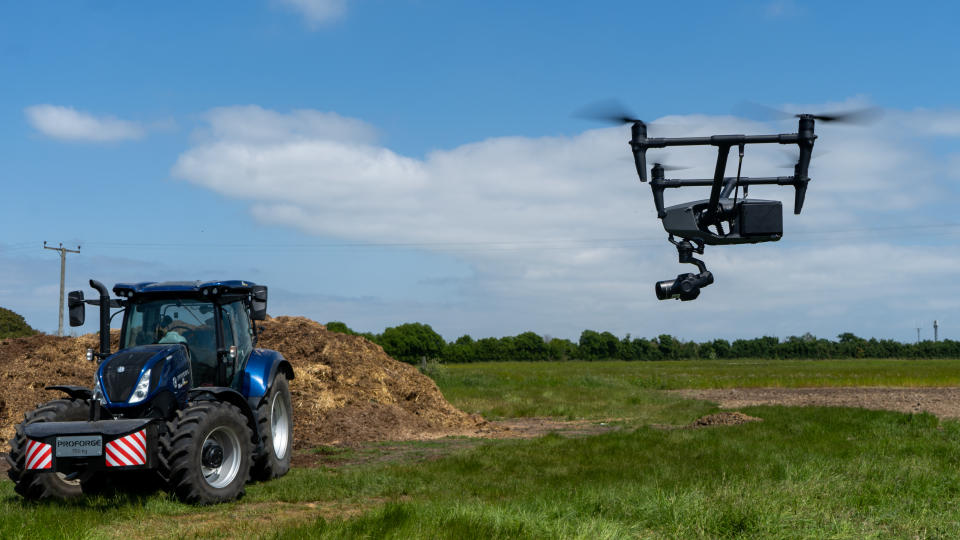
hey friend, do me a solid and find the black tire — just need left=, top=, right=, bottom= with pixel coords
left=251, top=373, right=293, bottom=481
left=159, top=401, right=253, bottom=504
left=6, top=399, right=87, bottom=500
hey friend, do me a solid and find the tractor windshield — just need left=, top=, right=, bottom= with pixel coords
left=122, top=298, right=219, bottom=384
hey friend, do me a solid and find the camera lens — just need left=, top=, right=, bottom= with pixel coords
left=655, top=279, right=677, bottom=300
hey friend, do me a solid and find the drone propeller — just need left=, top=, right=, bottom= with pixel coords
left=736, top=102, right=881, bottom=125
left=655, top=162, right=693, bottom=172
left=618, top=156, right=692, bottom=171
left=776, top=148, right=830, bottom=168
left=574, top=98, right=644, bottom=125
left=799, top=109, right=881, bottom=124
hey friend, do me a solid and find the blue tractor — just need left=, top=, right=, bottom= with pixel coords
left=6, top=280, right=294, bottom=504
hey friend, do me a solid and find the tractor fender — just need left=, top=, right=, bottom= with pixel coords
left=187, top=387, right=260, bottom=445
left=45, top=385, right=93, bottom=401
left=242, top=349, right=294, bottom=402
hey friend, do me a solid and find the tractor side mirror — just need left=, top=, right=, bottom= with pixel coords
left=68, top=290, right=85, bottom=327
left=250, top=286, right=268, bottom=320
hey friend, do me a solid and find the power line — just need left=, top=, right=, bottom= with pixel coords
left=43, top=242, right=80, bottom=337
left=5, top=221, right=960, bottom=257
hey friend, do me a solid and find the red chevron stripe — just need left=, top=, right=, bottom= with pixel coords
left=105, top=430, right=147, bottom=467
left=25, top=441, right=52, bottom=470
left=36, top=450, right=52, bottom=470
left=130, top=430, right=146, bottom=456
left=106, top=444, right=132, bottom=467
left=112, top=438, right=140, bottom=464
left=107, top=442, right=136, bottom=466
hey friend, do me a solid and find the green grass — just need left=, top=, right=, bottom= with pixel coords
left=433, top=358, right=960, bottom=419
left=5, top=358, right=960, bottom=538
left=273, top=406, right=960, bottom=538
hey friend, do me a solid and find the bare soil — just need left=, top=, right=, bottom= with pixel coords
left=691, top=411, right=762, bottom=426
left=674, top=386, right=960, bottom=418
left=292, top=417, right=620, bottom=469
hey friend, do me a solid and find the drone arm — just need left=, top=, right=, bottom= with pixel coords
left=792, top=116, right=817, bottom=214
left=658, top=176, right=798, bottom=188
left=642, top=117, right=819, bottom=218
left=630, top=122, right=649, bottom=182
left=703, top=145, right=733, bottom=223
left=650, top=164, right=667, bottom=218
left=644, top=133, right=800, bottom=148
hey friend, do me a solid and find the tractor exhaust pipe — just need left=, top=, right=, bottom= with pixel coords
left=89, top=279, right=111, bottom=356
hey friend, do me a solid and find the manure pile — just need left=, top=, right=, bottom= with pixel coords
left=0, top=317, right=486, bottom=448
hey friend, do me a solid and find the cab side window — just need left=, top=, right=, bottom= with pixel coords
left=221, top=301, right=253, bottom=366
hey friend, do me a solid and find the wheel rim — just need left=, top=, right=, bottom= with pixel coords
left=270, top=391, right=290, bottom=459
left=200, top=426, right=242, bottom=489
left=56, top=472, right=80, bottom=487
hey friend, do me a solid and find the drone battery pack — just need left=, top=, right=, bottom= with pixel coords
left=737, top=200, right=782, bottom=236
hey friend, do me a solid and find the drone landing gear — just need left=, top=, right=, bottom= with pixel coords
left=655, top=236, right=714, bottom=301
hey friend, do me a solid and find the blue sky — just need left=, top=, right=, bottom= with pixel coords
left=2, top=1, right=959, bottom=343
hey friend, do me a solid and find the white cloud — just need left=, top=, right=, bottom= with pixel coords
left=895, top=108, right=960, bottom=137
left=275, top=0, right=347, bottom=27
left=171, top=104, right=960, bottom=341
left=25, top=105, right=146, bottom=142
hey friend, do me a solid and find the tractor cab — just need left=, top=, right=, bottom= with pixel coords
left=66, top=280, right=270, bottom=415
left=115, top=281, right=265, bottom=389
left=116, top=285, right=258, bottom=389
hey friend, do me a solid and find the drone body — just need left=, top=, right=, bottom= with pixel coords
left=627, top=114, right=823, bottom=301
left=578, top=101, right=876, bottom=301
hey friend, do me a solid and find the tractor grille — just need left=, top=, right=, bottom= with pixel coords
left=102, top=350, right=153, bottom=403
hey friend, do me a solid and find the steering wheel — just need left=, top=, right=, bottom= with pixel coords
left=158, top=324, right=196, bottom=345
left=166, top=323, right=194, bottom=335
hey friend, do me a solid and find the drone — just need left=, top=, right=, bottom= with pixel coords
left=583, top=102, right=876, bottom=301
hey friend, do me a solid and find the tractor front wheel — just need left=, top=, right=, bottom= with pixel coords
left=251, top=372, right=293, bottom=480
left=6, top=399, right=88, bottom=500
left=160, top=401, right=253, bottom=504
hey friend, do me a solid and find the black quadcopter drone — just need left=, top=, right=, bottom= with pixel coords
left=584, top=102, right=876, bottom=301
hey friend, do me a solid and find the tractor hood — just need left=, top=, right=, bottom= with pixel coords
left=97, top=344, right=181, bottom=406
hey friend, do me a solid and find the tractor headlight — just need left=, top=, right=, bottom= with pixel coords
left=92, top=377, right=107, bottom=406
left=128, top=368, right=152, bottom=404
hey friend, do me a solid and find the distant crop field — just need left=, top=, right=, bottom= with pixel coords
left=432, top=358, right=960, bottom=419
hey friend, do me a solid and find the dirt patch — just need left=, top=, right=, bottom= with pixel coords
left=690, top=411, right=762, bottom=427
left=674, top=387, right=960, bottom=419
left=484, top=417, right=620, bottom=439
left=293, top=417, right=620, bottom=469
left=94, top=499, right=393, bottom=539
left=0, top=317, right=490, bottom=448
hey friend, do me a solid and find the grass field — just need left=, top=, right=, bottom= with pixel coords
left=4, top=358, right=960, bottom=538
left=432, top=358, right=960, bottom=419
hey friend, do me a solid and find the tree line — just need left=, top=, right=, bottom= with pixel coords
left=323, top=321, right=960, bottom=364
left=0, top=307, right=37, bottom=339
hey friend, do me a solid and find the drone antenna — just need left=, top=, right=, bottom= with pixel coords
left=733, top=143, right=745, bottom=204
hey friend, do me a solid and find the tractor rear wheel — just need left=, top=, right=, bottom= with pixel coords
left=251, top=372, right=293, bottom=480
left=6, top=399, right=88, bottom=500
left=160, top=401, right=253, bottom=504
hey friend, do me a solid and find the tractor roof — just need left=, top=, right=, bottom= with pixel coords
left=113, top=280, right=258, bottom=297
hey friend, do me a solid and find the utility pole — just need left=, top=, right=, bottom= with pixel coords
left=934, top=320, right=939, bottom=342
left=43, top=241, right=80, bottom=337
